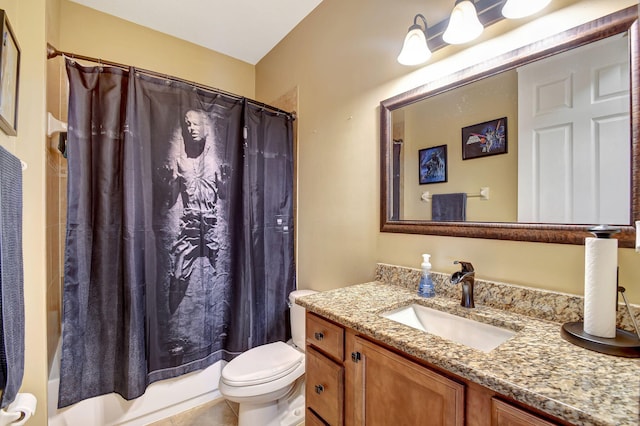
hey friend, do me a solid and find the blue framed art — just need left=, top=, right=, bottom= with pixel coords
left=418, top=144, right=447, bottom=185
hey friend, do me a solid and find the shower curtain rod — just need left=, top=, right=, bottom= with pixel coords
left=46, top=43, right=296, bottom=120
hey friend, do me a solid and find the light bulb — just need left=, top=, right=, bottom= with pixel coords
left=443, top=0, right=483, bottom=45
left=502, top=0, right=552, bottom=19
left=397, top=27, right=432, bottom=66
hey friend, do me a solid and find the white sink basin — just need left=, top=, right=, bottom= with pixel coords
left=380, top=304, right=516, bottom=352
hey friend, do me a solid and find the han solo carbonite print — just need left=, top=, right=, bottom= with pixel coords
left=157, top=108, right=231, bottom=367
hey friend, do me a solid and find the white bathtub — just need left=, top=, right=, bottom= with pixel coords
left=48, top=340, right=223, bottom=425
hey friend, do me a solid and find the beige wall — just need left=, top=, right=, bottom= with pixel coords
left=0, top=0, right=49, bottom=423
left=402, top=70, right=518, bottom=222
left=256, top=0, right=640, bottom=304
left=0, top=1, right=633, bottom=424
left=58, top=0, right=255, bottom=98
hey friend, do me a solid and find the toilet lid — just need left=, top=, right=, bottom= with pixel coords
left=222, top=341, right=304, bottom=386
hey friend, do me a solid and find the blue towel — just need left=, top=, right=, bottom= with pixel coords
left=0, top=146, right=24, bottom=408
left=432, top=193, right=467, bottom=221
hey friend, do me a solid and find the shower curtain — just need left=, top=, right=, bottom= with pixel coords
left=59, top=60, right=295, bottom=407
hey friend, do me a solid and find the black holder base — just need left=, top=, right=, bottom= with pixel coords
left=561, top=321, right=640, bottom=358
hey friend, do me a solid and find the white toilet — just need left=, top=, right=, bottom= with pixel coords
left=219, top=289, right=316, bottom=426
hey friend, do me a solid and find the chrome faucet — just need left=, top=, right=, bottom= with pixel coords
left=450, top=261, right=475, bottom=308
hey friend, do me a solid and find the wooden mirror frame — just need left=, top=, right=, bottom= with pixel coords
left=380, top=6, right=639, bottom=247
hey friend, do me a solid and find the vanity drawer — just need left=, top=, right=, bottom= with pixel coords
left=306, top=346, right=344, bottom=426
left=306, top=312, right=345, bottom=361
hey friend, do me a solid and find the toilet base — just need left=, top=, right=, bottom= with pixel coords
left=236, top=378, right=305, bottom=426
left=238, top=400, right=278, bottom=426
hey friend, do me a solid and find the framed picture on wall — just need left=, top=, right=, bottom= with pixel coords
left=418, top=144, right=447, bottom=185
left=0, top=10, right=19, bottom=136
left=462, top=117, right=507, bottom=160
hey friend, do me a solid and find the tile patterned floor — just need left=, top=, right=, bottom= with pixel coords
left=148, top=399, right=238, bottom=426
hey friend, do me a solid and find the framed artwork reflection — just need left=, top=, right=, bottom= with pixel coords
left=462, top=117, right=507, bottom=160
left=0, top=10, right=19, bottom=136
left=418, top=144, right=447, bottom=185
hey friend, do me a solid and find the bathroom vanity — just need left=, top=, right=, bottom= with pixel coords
left=305, top=311, right=558, bottom=425
left=298, top=265, right=640, bottom=426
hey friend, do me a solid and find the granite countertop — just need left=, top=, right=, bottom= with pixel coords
left=296, top=281, right=640, bottom=426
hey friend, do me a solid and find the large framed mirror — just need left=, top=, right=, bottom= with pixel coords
left=380, top=6, right=639, bottom=247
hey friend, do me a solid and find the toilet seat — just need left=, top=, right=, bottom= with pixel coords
left=221, top=341, right=304, bottom=387
left=218, top=290, right=316, bottom=425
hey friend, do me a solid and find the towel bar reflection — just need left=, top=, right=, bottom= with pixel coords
left=421, top=187, right=489, bottom=202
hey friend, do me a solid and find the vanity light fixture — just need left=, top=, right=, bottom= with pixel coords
left=397, top=0, right=554, bottom=66
left=442, top=0, right=484, bottom=45
left=501, top=0, right=552, bottom=19
left=397, top=14, right=432, bottom=66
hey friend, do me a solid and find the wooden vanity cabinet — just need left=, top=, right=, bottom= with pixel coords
left=351, top=336, right=465, bottom=425
left=491, top=398, right=558, bottom=426
left=306, top=312, right=345, bottom=361
left=306, top=313, right=345, bottom=425
left=305, top=312, right=565, bottom=426
left=306, top=408, right=331, bottom=426
left=306, top=346, right=344, bottom=425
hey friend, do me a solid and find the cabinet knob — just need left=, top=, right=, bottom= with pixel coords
left=351, top=351, right=361, bottom=363
left=315, top=384, right=324, bottom=394
left=314, top=332, right=324, bottom=341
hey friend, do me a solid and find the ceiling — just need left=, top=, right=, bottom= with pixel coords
left=68, top=0, right=324, bottom=65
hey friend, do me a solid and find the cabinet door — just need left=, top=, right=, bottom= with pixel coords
left=352, top=337, right=464, bottom=426
left=492, top=399, right=557, bottom=426
left=307, top=346, right=344, bottom=425
left=307, top=408, right=330, bottom=426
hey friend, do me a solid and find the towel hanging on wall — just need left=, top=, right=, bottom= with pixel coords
left=432, top=193, right=467, bottom=221
left=0, top=146, right=24, bottom=408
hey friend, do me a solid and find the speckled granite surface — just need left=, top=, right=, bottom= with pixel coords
left=375, top=263, right=640, bottom=332
left=297, top=265, right=640, bottom=426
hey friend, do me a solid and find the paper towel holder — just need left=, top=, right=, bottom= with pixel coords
left=587, top=224, right=620, bottom=238
left=561, top=322, right=640, bottom=358
left=560, top=225, right=640, bottom=358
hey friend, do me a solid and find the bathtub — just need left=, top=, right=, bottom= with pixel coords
left=48, top=340, right=223, bottom=425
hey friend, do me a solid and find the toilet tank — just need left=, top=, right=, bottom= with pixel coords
left=289, top=290, right=317, bottom=350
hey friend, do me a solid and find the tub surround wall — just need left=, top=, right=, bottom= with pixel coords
left=376, top=263, right=640, bottom=333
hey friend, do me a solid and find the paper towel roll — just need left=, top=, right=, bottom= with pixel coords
left=635, top=221, right=639, bottom=252
left=584, top=237, right=618, bottom=338
left=0, top=393, right=37, bottom=426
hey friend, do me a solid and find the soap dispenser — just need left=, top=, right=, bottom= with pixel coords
left=417, top=254, right=436, bottom=297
